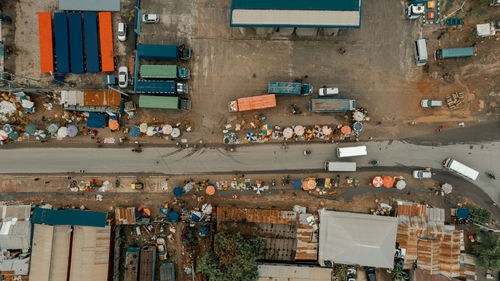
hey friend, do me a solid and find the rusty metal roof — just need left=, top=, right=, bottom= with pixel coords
left=115, top=208, right=136, bottom=225
left=216, top=207, right=296, bottom=225
left=295, top=214, right=318, bottom=261
left=83, top=91, right=121, bottom=107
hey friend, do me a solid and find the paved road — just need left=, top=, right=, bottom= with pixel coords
left=1, top=140, right=499, bottom=200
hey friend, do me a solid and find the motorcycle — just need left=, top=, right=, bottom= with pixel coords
left=486, top=172, right=496, bottom=180
left=132, top=148, right=143, bottom=153
left=303, top=150, right=311, bottom=156
left=290, top=104, right=302, bottom=115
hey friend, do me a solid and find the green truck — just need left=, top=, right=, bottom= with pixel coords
left=139, top=65, right=190, bottom=80
left=139, top=95, right=191, bottom=110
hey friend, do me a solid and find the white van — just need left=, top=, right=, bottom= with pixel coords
left=325, top=162, right=356, bottom=172
left=336, top=145, right=367, bottom=158
left=443, top=158, right=479, bottom=181
left=414, top=39, right=428, bottom=66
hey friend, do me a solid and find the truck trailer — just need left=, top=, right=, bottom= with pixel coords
left=139, top=65, right=190, bottom=80
left=268, top=82, right=312, bottom=95
left=139, top=95, right=191, bottom=110
left=435, top=47, right=473, bottom=60
left=137, top=44, right=192, bottom=60
left=310, top=98, right=356, bottom=112
left=135, top=80, right=188, bottom=94
left=228, top=94, right=276, bottom=112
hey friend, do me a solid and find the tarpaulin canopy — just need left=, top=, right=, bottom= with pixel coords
left=261, top=124, right=272, bottom=136
left=456, top=208, right=469, bottom=219
left=130, top=126, right=140, bottom=138
left=372, top=176, right=383, bottom=187
left=292, top=179, right=302, bottom=189
left=294, top=125, right=305, bottom=136
left=206, top=185, right=215, bottom=195
left=67, top=125, right=78, bottom=137
left=173, top=187, right=183, bottom=196
left=25, top=123, right=36, bottom=135
left=162, top=124, right=173, bottom=135
left=8, top=130, right=19, bottom=140
left=383, top=176, right=394, bottom=188
left=86, top=113, right=106, bottom=128
left=283, top=127, right=293, bottom=139
left=47, top=123, right=59, bottom=133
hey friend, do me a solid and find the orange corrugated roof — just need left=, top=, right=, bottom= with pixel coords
left=38, top=12, right=54, bottom=73
left=84, top=91, right=121, bottom=107
left=98, top=12, right=114, bottom=72
left=237, top=94, right=276, bottom=111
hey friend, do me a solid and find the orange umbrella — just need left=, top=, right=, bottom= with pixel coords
left=206, top=185, right=215, bottom=195
left=383, top=176, right=394, bottom=188
left=109, top=120, right=119, bottom=130
left=341, top=126, right=351, bottom=135
left=372, top=176, right=383, bottom=187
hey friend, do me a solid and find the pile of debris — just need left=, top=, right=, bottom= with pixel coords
left=446, top=92, right=464, bottom=109
left=0, top=92, right=34, bottom=122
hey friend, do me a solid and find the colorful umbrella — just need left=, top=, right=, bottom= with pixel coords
left=302, top=179, right=316, bottom=190
left=245, top=132, right=256, bottom=142
left=294, top=125, right=305, bottom=136
left=67, top=125, right=78, bottom=137
left=396, top=180, right=406, bottom=190
left=292, top=179, right=302, bottom=189
left=146, top=126, right=155, bottom=136
left=206, top=185, right=215, bottom=195
left=322, top=125, right=332, bottom=136
left=383, top=176, right=394, bottom=188
left=283, top=127, right=293, bottom=139
left=25, top=124, right=36, bottom=135
left=34, top=130, right=47, bottom=140
left=173, top=186, right=183, bottom=196
left=372, top=176, right=383, bottom=187
left=341, top=126, right=351, bottom=135
left=353, top=122, right=363, bottom=132
left=139, top=123, right=148, bottom=133
left=261, top=124, right=273, bottom=136
left=8, top=130, right=19, bottom=140
left=313, top=126, right=323, bottom=138
left=57, top=127, right=68, bottom=138
left=171, top=128, right=181, bottom=138
left=0, top=130, right=8, bottom=140
left=224, top=133, right=237, bottom=143
left=162, top=124, right=173, bottom=135
left=153, top=126, right=162, bottom=136
left=304, top=129, right=313, bottom=139
left=47, top=123, right=59, bottom=134
left=2, top=124, right=12, bottom=134
left=129, top=126, right=141, bottom=138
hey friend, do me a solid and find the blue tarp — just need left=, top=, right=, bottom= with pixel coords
left=129, top=126, right=140, bottom=137
left=173, top=186, right=183, bottom=196
left=292, top=179, right=302, bottom=189
left=167, top=211, right=179, bottom=222
left=54, top=13, right=70, bottom=73
left=32, top=207, right=107, bottom=227
left=86, top=112, right=106, bottom=128
left=83, top=12, right=100, bottom=73
left=68, top=13, right=84, bottom=74
left=456, top=208, right=470, bottom=219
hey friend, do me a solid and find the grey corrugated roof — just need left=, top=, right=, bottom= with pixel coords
left=318, top=210, right=397, bottom=268
left=0, top=205, right=31, bottom=221
left=59, top=0, right=120, bottom=11
left=0, top=221, right=31, bottom=250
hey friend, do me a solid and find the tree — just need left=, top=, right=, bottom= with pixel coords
left=473, top=232, right=500, bottom=270
left=391, top=266, right=409, bottom=281
left=199, top=230, right=265, bottom=281
left=182, top=226, right=198, bottom=251
left=470, top=207, right=492, bottom=225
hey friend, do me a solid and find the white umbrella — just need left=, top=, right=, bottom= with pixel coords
left=146, top=126, right=155, bottom=136
left=322, top=125, right=332, bottom=135
left=162, top=124, right=173, bottom=135
left=139, top=123, right=148, bottom=133
left=283, top=127, right=293, bottom=139
left=294, top=125, right=305, bottom=136
left=0, top=130, right=8, bottom=140
left=34, top=130, right=47, bottom=140
left=353, top=111, right=365, bottom=122
left=442, top=183, right=453, bottom=194
left=57, top=127, right=68, bottom=138
left=171, top=128, right=181, bottom=138
left=396, top=180, right=406, bottom=190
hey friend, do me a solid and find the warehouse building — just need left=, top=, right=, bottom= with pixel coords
left=230, top=0, right=362, bottom=28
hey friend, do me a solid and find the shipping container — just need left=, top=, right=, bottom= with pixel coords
left=37, top=12, right=54, bottom=73
left=135, top=80, right=188, bottom=94
left=435, top=47, right=473, bottom=60
left=53, top=13, right=70, bottom=73
left=310, top=98, right=356, bottom=112
left=138, top=44, right=179, bottom=60
left=68, top=13, right=84, bottom=74
left=99, top=12, right=115, bottom=72
left=139, top=95, right=191, bottom=110
left=139, top=65, right=190, bottom=79
left=268, top=82, right=313, bottom=95
left=83, top=12, right=100, bottom=73
left=228, top=94, right=276, bottom=112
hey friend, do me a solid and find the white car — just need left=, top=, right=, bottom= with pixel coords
left=117, top=22, right=127, bottom=41
left=319, top=87, right=339, bottom=96
left=142, top=14, right=159, bottom=23
left=118, top=66, right=128, bottom=88
left=421, top=99, right=443, bottom=108
left=412, top=170, right=432, bottom=179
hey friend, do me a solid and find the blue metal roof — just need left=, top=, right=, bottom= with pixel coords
left=68, top=13, right=85, bottom=74
left=83, top=12, right=100, bottom=73
left=32, top=207, right=107, bottom=227
left=232, top=0, right=360, bottom=11
left=54, top=13, right=70, bottom=73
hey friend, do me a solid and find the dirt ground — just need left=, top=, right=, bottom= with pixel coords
left=1, top=0, right=498, bottom=146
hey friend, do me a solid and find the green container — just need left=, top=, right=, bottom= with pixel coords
left=140, top=65, right=177, bottom=79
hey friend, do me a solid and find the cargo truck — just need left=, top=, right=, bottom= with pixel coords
left=310, top=98, right=356, bottom=112
left=228, top=94, right=276, bottom=112
left=135, top=80, right=188, bottom=94
left=139, top=65, right=190, bottom=80
left=268, top=82, right=313, bottom=95
left=137, top=44, right=192, bottom=60
left=434, top=47, right=473, bottom=60
left=139, top=95, right=191, bottom=110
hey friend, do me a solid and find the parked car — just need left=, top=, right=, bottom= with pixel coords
left=319, top=87, right=339, bottom=96
left=117, top=22, right=127, bottom=41
left=118, top=66, right=128, bottom=88
left=365, top=267, right=377, bottom=281
left=412, top=170, right=432, bottom=179
left=142, top=14, right=159, bottom=23
left=421, top=99, right=443, bottom=108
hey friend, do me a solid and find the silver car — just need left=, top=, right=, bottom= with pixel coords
left=118, top=66, right=128, bottom=88
left=142, top=14, right=159, bottom=23
left=421, top=99, right=443, bottom=108
left=412, top=170, right=432, bottom=179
